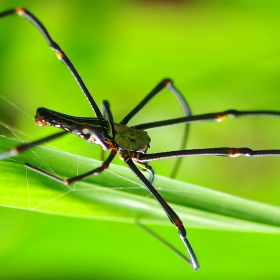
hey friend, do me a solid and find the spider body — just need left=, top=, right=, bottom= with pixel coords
left=35, top=107, right=114, bottom=147
left=35, top=107, right=150, bottom=153
left=113, top=123, right=150, bottom=153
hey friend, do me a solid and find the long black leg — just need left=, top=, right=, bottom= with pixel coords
left=120, top=79, right=190, bottom=125
left=0, top=128, right=116, bottom=185
left=0, top=131, right=68, bottom=160
left=101, top=100, right=114, bottom=123
left=121, top=79, right=191, bottom=177
left=133, top=109, right=280, bottom=130
left=168, top=82, right=191, bottom=178
left=133, top=160, right=155, bottom=183
left=125, top=157, right=199, bottom=270
left=0, top=7, right=103, bottom=119
left=138, top=147, right=280, bottom=162
left=26, top=150, right=116, bottom=185
left=100, top=100, right=114, bottom=160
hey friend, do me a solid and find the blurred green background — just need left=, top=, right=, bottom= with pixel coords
left=0, top=0, right=280, bottom=279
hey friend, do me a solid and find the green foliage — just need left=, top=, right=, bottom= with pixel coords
left=1, top=135, right=280, bottom=279
left=0, top=0, right=280, bottom=279
left=1, top=135, right=280, bottom=232
left=0, top=137, right=280, bottom=232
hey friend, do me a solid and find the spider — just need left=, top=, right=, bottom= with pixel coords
left=1, top=7, right=280, bottom=271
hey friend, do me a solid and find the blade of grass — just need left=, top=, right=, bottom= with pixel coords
left=0, top=135, right=280, bottom=233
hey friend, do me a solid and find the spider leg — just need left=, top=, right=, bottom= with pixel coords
left=0, top=131, right=68, bottom=160
left=133, top=160, right=155, bottom=183
left=26, top=150, right=116, bottom=186
left=99, top=100, right=114, bottom=161
left=133, top=109, right=280, bottom=130
left=101, top=100, right=114, bottom=123
left=0, top=7, right=102, bottom=118
left=138, top=147, right=280, bottom=162
left=121, top=79, right=191, bottom=125
left=167, top=82, right=191, bottom=178
left=120, top=79, right=191, bottom=177
left=125, top=157, right=199, bottom=270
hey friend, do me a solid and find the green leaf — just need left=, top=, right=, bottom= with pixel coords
left=1, top=135, right=280, bottom=233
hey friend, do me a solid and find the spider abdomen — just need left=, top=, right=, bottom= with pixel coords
left=35, top=107, right=113, bottom=142
left=114, top=123, right=150, bottom=153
